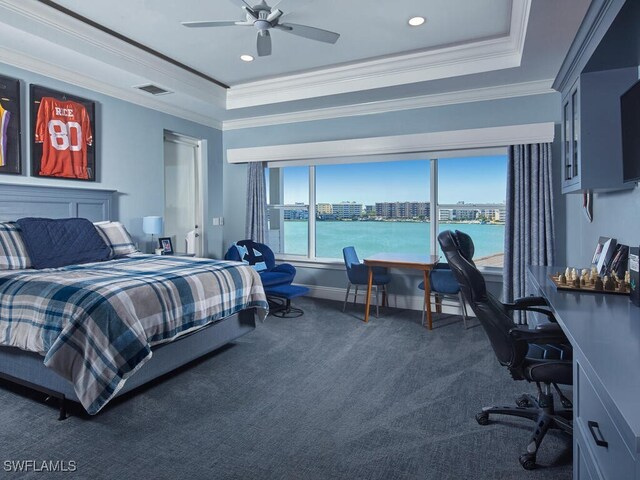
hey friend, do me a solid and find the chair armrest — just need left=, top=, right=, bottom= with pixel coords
left=508, top=324, right=569, bottom=345
left=512, top=296, right=549, bottom=308
left=504, top=296, right=557, bottom=322
left=272, top=263, right=296, bottom=276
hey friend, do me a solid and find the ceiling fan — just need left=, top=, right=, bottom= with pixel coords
left=182, top=0, right=340, bottom=57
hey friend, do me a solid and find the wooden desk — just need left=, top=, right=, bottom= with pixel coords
left=363, top=253, right=440, bottom=328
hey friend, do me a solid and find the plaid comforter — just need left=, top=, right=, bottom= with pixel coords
left=0, top=255, right=268, bottom=414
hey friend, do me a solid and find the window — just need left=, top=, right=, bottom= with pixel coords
left=437, top=155, right=507, bottom=267
left=266, top=153, right=507, bottom=267
left=266, top=166, right=308, bottom=256
left=315, top=160, right=430, bottom=259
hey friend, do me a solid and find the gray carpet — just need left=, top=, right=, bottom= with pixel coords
left=0, top=297, right=572, bottom=480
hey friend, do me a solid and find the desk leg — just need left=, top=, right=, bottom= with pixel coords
left=364, top=267, right=373, bottom=323
left=423, top=270, right=433, bottom=330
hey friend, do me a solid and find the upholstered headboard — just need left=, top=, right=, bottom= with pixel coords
left=0, top=184, right=115, bottom=222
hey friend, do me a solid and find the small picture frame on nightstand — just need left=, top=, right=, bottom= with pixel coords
left=158, top=237, right=173, bottom=255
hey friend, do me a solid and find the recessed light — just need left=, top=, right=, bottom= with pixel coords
left=240, top=54, right=254, bottom=62
left=408, top=16, right=425, bottom=27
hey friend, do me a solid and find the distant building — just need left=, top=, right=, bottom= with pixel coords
left=438, top=202, right=506, bottom=222
left=438, top=209, right=452, bottom=221
left=332, top=202, right=363, bottom=219
left=375, top=202, right=430, bottom=219
left=365, top=205, right=375, bottom=215
left=494, top=209, right=506, bottom=222
left=283, top=203, right=309, bottom=220
left=317, top=203, right=333, bottom=215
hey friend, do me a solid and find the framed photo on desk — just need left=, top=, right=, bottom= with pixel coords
left=158, top=237, right=173, bottom=255
left=592, top=236, right=616, bottom=275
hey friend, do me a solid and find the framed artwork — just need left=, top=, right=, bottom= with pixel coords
left=30, top=84, right=96, bottom=181
left=0, top=74, right=22, bottom=175
left=159, top=237, right=174, bottom=255
left=592, top=236, right=617, bottom=275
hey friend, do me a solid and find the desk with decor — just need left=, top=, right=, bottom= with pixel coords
left=528, top=265, right=640, bottom=480
left=363, top=253, right=440, bottom=328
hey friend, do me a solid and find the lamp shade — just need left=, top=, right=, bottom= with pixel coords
left=142, top=216, right=163, bottom=235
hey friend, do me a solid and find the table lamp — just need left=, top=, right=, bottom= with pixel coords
left=142, top=216, right=163, bottom=251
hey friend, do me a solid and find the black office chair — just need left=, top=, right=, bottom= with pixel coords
left=438, top=230, right=573, bottom=470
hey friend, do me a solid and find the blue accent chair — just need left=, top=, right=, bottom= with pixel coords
left=342, top=246, right=391, bottom=317
left=418, top=229, right=472, bottom=328
left=225, top=240, right=296, bottom=288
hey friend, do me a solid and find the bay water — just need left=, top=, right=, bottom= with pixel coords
left=282, top=221, right=505, bottom=261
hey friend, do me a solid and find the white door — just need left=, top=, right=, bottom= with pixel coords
left=164, top=132, right=202, bottom=255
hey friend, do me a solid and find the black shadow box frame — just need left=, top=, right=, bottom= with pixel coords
left=30, top=84, right=96, bottom=181
left=0, top=74, right=22, bottom=175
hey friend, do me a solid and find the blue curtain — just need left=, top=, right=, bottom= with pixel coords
left=503, top=143, right=555, bottom=323
left=245, top=162, right=268, bottom=243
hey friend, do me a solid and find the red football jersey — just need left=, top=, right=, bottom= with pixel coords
left=35, top=97, right=93, bottom=179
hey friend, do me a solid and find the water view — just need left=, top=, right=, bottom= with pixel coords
left=282, top=221, right=505, bottom=266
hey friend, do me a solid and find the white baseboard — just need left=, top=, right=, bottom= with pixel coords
left=293, top=283, right=474, bottom=317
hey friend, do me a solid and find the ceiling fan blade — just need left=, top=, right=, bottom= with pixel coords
left=266, top=8, right=283, bottom=23
left=182, top=20, right=244, bottom=28
left=242, top=5, right=259, bottom=21
left=276, top=23, right=340, bottom=44
left=257, top=30, right=272, bottom=56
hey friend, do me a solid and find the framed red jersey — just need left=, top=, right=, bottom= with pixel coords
left=30, top=85, right=96, bottom=181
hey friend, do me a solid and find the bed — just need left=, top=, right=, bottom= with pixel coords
left=0, top=184, right=268, bottom=418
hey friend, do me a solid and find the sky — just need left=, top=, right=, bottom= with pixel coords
left=269, top=155, right=507, bottom=205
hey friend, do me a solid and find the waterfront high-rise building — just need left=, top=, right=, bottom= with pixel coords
left=317, top=203, right=333, bottom=215
left=437, top=202, right=506, bottom=222
left=375, top=202, right=430, bottom=219
left=332, top=202, right=363, bottom=219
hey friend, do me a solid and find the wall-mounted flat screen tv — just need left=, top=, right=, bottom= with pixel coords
left=621, top=79, right=640, bottom=183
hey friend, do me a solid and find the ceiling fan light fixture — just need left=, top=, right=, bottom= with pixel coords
left=240, top=54, right=254, bottom=62
left=254, top=19, right=271, bottom=31
left=408, top=16, right=426, bottom=27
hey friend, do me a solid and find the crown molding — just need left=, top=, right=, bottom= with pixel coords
left=226, top=122, right=555, bottom=164
left=226, top=0, right=531, bottom=109
left=552, top=0, right=625, bottom=93
left=223, top=79, right=554, bottom=130
left=0, top=0, right=225, bottom=128
left=0, top=44, right=223, bottom=129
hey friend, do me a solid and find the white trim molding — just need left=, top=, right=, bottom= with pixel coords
left=226, top=0, right=532, bottom=109
left=0, top=0, right=226, bottom=128
left=226, top=122, right=555, bottom=164
left=222, top=79, right=555, bottom=131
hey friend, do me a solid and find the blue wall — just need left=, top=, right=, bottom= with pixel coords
left=223, top=92, right=563, bottom=297
left=0, top=62, right=225, bottom=257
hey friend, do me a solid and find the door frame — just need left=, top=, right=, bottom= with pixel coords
left=163, top=130, right=207, bottom=256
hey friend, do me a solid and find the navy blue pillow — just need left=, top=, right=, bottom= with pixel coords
left=16, top=217, right=112, bottom=269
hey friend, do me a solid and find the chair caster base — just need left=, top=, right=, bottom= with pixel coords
left=519, top=453, right=537, bottom=470
left=475, top=411, right=490, bottom=425
left=516, top=393, right=535, bottom=408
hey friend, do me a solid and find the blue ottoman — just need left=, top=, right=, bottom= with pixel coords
left=264, top=285, right=309, bottom=318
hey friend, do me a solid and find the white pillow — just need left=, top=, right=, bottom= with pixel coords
left=0, top=222, right=32, bottom=269
left=94, top=221, right=138, bottom=257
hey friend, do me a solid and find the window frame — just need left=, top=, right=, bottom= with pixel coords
left=268, top=147, right=507, bottom=273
